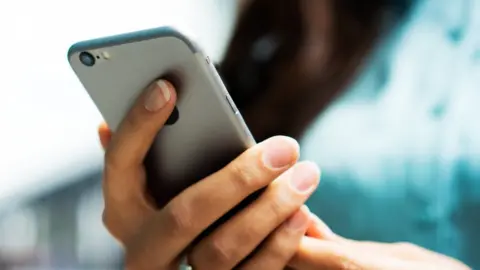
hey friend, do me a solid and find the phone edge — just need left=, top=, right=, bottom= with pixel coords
left=67, top=26, right=199, bottom=61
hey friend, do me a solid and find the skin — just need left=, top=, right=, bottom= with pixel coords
left=290, top=216, right=472, bottom=270
left=99, top=80, right=321, bottom=270
left=99, top=80, right=471, bottom=270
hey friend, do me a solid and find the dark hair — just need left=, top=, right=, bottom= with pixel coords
left=218, top=0, right=411, bottom=141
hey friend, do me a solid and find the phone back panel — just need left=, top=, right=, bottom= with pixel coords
left=68, top=27, right=255, bottom=207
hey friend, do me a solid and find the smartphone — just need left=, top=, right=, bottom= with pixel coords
left=68, top=27, right=256, bottom=208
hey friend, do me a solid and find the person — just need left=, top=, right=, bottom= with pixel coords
left=97, top=0, right=478, bottom=269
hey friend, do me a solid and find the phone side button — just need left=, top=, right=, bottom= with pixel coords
left=225, top=95, right=238, bottom=113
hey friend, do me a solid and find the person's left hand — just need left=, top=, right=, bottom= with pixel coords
left=288, top=215, right=472, bottom=270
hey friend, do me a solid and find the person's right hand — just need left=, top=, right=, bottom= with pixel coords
left=98, top=79, right=321, bottom=270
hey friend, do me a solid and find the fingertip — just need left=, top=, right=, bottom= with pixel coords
left=98, top=121, right=109, bottom=131
left=288, top=161, right=321, bottom=195
left=302, top=161, right=321, bottom=180
left=260, top=136, right=300, bottom=170
left=98, top=122, right=113, bottom=150
left=286, top=205, right=311, bottom=231
left=306, top=213, right=339, bottom=241
left=272, top=136, right=300, bottom=155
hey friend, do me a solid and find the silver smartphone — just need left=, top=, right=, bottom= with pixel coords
left=68, top=27, right=256, bottom=207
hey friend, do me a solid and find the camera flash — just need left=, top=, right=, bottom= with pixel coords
left=101, top=51, right=110, bottom=59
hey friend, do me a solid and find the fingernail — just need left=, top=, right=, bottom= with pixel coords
left=261, top=136, right=299, bottom=169
left=290, top=161, right=320, bottom=193
left=144, top=80, right=172, bottom=112
left=287, top=205, right=310, bottom=230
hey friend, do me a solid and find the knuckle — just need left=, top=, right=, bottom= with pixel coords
left=265, top=198, right=286, bottom=224
left=104, top=147, right=123, bottom=171
left=123, top=254, right=137, bottom=270
left=124, top=110, right=141, bottom=131
left=101, top=209, right=112, bottom=233
left=266, top=237, right=291, bottom=261
left=101, top=209, right=123, bottom=242
left=124, top=248, right=147, bottom=270
left=194, top=238, right=235, bottom=268
left=163, top=200, right=196, bottom=235
left=228, top=155, right=265, bottom=191
left=101, top=209, right=109, bottom=228
left=229, top=161, right=257, bottom=189
left=101, top=169, right=128, bottom=203
left=338, top=259, right=363, bottom=270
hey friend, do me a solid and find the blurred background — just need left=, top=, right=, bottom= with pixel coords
left=0, top=0, right=479, bottom=269
left=0, top=0, right=236, bottom=269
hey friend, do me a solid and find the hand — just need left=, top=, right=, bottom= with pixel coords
left=288, top=215, right=471, bottom=270
left=98, top=79, right=322, bottom=270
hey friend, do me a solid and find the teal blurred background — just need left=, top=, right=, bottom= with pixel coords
left=0, top=0, right=479, bottom=269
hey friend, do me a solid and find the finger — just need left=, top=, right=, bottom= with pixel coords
left=189, top=161, right=320, bottom=270
left=306, top=213, right=342, bottom=242
left=388, top=242, right=472, bottom=268
left=124, top=136, right=300, bottom=270
left=289, top=237, right=362, bottom=270
left=290, top=237, right=402, bottom=270
left=241, top=206, right=311, bottom=270
left=98, top=122, right=113, bottom=150
left=105, top=79, right=176, bottom=169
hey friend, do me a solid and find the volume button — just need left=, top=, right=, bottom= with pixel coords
left=225, top=95, right=238, bottom=113
left=203, top=54, right=238, bottom=113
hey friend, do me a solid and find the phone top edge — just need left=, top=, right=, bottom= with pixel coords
left=67, top=26, right=199, bottom=61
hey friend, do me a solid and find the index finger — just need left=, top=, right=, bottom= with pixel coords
left=106, top=79, right=176, bottom=169
left=123, top=136, right=300, bottom=269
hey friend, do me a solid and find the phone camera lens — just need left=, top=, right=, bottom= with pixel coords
left=165, top=106, right=179, bottom=126
left=79, top=51, right=95, bottom=67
